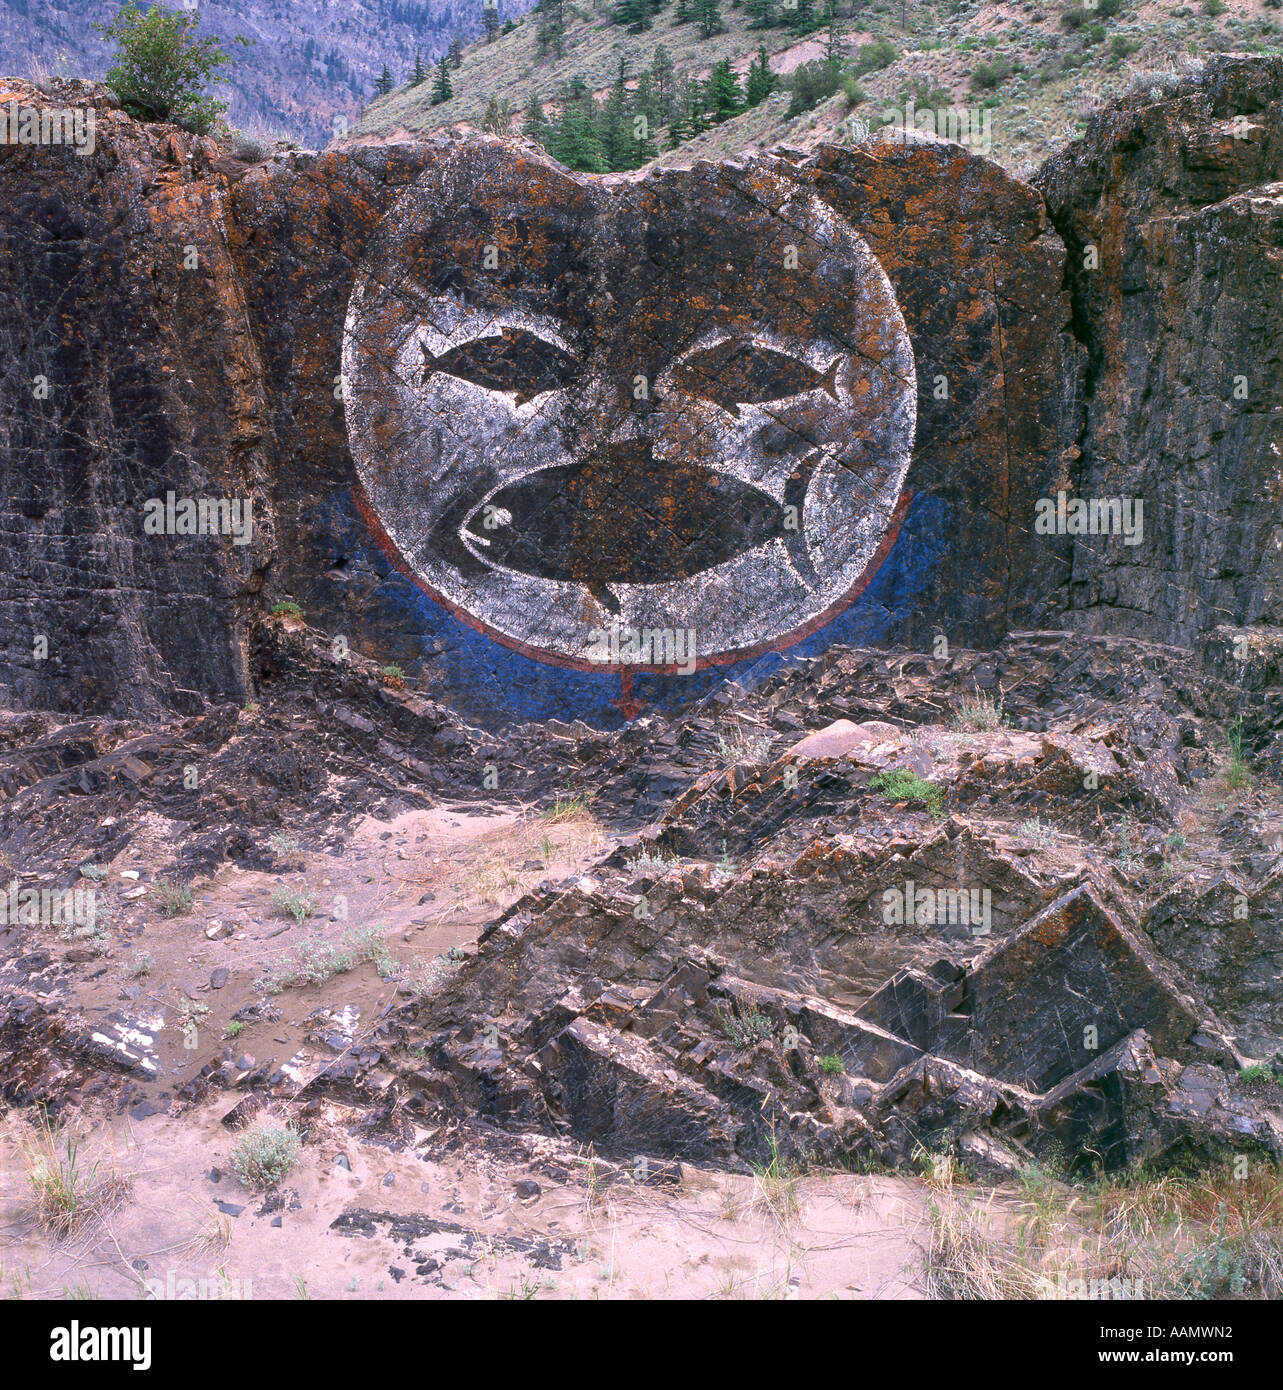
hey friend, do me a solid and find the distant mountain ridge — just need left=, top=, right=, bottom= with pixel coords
left=0, top=0, right=536, bottom=146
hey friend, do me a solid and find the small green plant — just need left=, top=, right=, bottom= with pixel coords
left=819, top=1054, right=845, bottom=1074
left=1159, top=1205, right=1247, bottom=1298
left=119, top=951, right=154, bottom=980
left=151, top=876, right=193, bottom=917
left=751, top=1122, right=800, bottom=1225
left=401, top=947, right=465, bottom=1000
left=971, top=56, right=1014, bottom=90
left=78, top=863, right=107, bottom=882
left=225, top=1019, right=244, bottom=1039
left=1226, top=716, right=1253, bottom=791
left=270, top=600, right=304, bottom=619
left=269, top=832, right=300, bottom=858
left=229, top=1121, right=299, bottom=1189
left=714, top=840, right=737, bottom=876
left=1166, top=830, right=1188, bottom=852
left=501, top=1273, right=544, bottom=1300
left=853, top=36, right=899, bottom=73
left=94, top=0, right=250, bottom=134
left=952, top=690, right=1006, bottom=732
left=840, top=73, right=865, bottom=105
left=254, top=923, right=391, bottom=993
left=715, top=998, right=773, bottom=1049
left=228, top=129, right=267, bottom=161
left=1016, top=816, right=1055, bottom=848
left=176, top=996, right=209, bottom=1033
left=628, top=844, right=677, bottom=876
left=715, top=722, right=774, bottom=766
left=914, top=1142, right=959, bottom=1190
left=869, top=769, right=945, bottom=820
left=271, top=884, right=315, bottom=925
left=379, top=663, right=406, bottom=680
left=541, top=789, right=592, bottom=821
left=1114, top=813, right=1137, bottom=872
left=22, top=1114, right=129, bottom=1239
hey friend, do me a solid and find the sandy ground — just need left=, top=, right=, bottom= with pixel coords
left=0, top=1099, right=933, bottom=1300
left=50, top=800, right=610, bottom=1104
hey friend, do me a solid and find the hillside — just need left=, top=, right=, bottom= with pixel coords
left=349, top=0, right=1283, bottom=172
left=0, top=0, right=536, bottom=147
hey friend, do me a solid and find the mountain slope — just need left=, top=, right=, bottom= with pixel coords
left=0, top=0, right=536, bottom=146
left=349, top=0, right=1283, bottom=172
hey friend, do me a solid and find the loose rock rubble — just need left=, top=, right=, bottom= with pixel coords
left=2, top=620, right=1278, bottom=1187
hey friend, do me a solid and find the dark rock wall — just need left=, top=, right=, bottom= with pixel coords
left=1038, top=55, right=1283, bottom=647
left=1, top=61, right=1278, bottom=728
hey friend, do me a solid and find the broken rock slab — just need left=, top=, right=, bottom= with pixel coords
left=960, top=882, right=1199, bottom=1093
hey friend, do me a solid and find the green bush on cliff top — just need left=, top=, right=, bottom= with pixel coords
left=95, top=1, right=250, bottom=135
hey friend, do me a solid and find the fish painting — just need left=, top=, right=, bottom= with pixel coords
left=428, top=449, right=825, bottom=614
left=420, top=328, right=580, bottom=405
left=674, top=340, right=841, bottom=418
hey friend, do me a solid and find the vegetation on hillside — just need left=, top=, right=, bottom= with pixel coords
left=352, top=0, right=1283, bottom=175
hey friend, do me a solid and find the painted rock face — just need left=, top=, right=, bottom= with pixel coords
left=342, top=141, right=916, bottom=672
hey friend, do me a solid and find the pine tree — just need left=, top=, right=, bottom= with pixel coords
left=745, top=0, right=775, bottom=25
left=674, top=0, right=693, bottom=22
left=785, top=0, right=816, bottom=30
left=551, top=103, right=607, bottom=171
left=683, top=77, right=709, bottom=135
left=629, top=111, right=657, bottom=166
left=536, top=0, right=567, bottom=57
left=614, top=0, right=654, bottom=31
left=825, top=2, right=844, bottom=65
left=522, top=90, right=548, bottom=141
left=601, top=60, right=631, bottom=170
left=410, top=50, right=427, bottom=86
left=430, top=59, right=454, bottom=104
left=633, top=68, right=660, bottom=145
left=651, top=43, right=676, bottom=124
left=745, top=44, right=775, bottom=104
left=482, top=2, right=502, bottom=42
left=448, top=33, right=464, bottom=69
left=375, top=64, right=395, bottom=96
left=704, top=58, right=742, bottom=122
left=692, top=0, right=724, bottom=36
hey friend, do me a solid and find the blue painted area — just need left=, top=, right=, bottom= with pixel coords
left=306, top=490, right=950, bottom=730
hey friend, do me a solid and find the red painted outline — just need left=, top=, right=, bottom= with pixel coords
left=351, top=482, right=914, bottom=675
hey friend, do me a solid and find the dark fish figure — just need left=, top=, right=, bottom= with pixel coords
left=674, top=341, right=841, bottom=417
left=428, top=449, right=824, bottom=614
left=421, top=328, right=580, bottom=404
